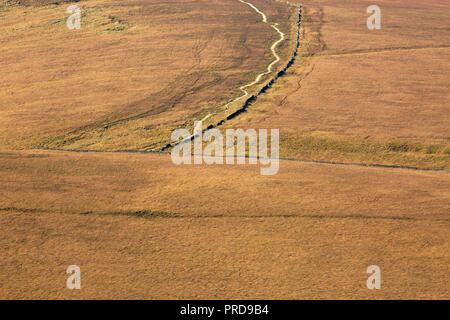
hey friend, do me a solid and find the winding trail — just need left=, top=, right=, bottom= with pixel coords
left=224, top=0, right=286, bottom=110
left=163, top=1, right=301, bottom=150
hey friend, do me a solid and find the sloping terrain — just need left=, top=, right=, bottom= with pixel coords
left=0, top=151, right=449, bottom=219
left=0, top=0, right=449, bottom=300
left=0, top=0, right=295, bottom=151
left=222, top=0, right=450, bottom=169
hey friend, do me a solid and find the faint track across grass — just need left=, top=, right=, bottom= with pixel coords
left=39, top=148, right=450, bottom=173
left=223, top=0, right=286, bottom=110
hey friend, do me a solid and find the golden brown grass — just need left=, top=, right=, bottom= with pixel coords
left=1, top=0, right=449, bottom=300
left=223, top=0, right=450, bottom=169
left=1, top=208, right=449, bottom=299
left=1, top=151, right=449, bottom=219
left=0, top=150, right=449, bottom=299
left=0, top=0, right=296, bottom=151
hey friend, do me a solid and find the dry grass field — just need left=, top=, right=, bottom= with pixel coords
left=224, top=0, right=450, bottom=169
left=0, top=151, right=449, bottom=218
left=0, top=0, right=295, bottom=151
left=1, top=211, right=448, bottom=299
left=0, top=151, right=449, bottom=299
left=0, top=0, right=449, bottom=300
